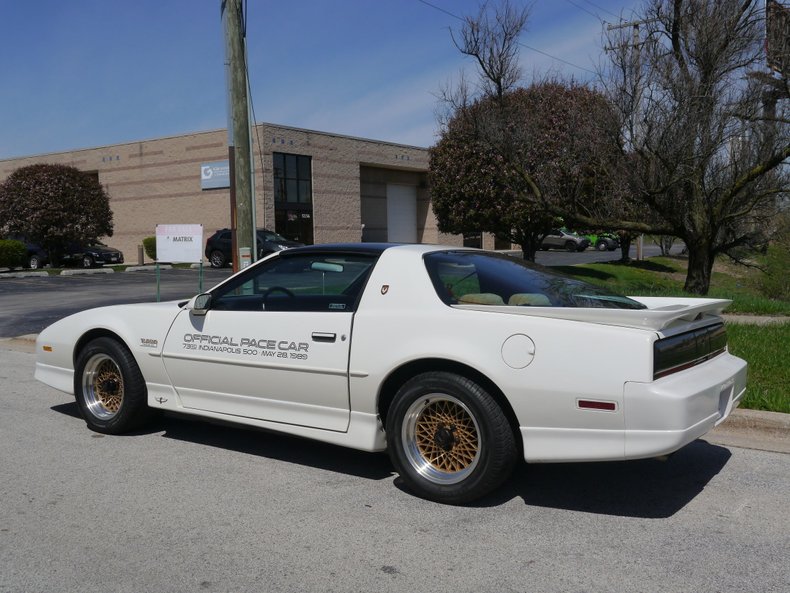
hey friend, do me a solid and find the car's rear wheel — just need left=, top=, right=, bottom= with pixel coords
left=386, top=372, right=517, bottom=504
left=209, top=250, right=226, bottom=268
left=74, top=337, right=151, bottom=434
left=28, top=255, right=42, bottom=269
left=596, top=240, right=608, bottom=251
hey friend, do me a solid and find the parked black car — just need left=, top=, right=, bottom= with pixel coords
left=62, top=242, right=124, bottom=268
left=5, top=234, right=49, bottom=269
left=4, top=235, right=123, bottom=268
left=205, top=228, right=304, bottom=268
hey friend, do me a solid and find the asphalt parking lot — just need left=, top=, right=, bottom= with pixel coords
left=0, top=267, right=232, bottom=337
left=1, top=345, right=788, bottom=593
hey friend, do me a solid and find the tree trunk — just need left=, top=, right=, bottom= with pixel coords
left=516, top=231, right=539, bottom=262
left=683, top=243, right=714, bottom=295
left=618, top=236, right=632, bottom=262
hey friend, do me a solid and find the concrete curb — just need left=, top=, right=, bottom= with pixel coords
left=0, top=271, right=50, bottom=279
left=722, top=314, right=789, bottom=325
left=124, top=265, right=172, bottom=272
left=706, top=408, right=790, bottom=454
left=1, top=263, right=191, bottom=277
left=60, top=268, right=114, bottom=276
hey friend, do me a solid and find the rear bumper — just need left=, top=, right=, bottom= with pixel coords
left=622, top=351, right=746, bottom=458
left=520, top=352, right=747, bottom=463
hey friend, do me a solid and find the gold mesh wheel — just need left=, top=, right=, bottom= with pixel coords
left=81, top=354, right=125, bottom=420
left=402, top=394, right=481, bottom=485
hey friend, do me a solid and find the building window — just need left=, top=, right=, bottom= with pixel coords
left=463, top=232, right=482, bottom=249
left=273, top=153, right=312, bottom=204
left=273, top=152, right=314, bottom=244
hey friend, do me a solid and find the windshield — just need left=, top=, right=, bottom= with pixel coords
left=424, top=251, right=646, bottom=310
left=259, top=230, right=288, bottom=242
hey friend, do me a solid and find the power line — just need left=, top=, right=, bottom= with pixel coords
left=416, top=0, right=596, bottom=75
left=563, top=0, right=603, bottom=22
left=580, top=0, right=622, bottom=19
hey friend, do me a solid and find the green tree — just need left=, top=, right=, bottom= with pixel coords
left=0, top=164, right=114, bottom=264
left=431, top=81, right=633, bottom=261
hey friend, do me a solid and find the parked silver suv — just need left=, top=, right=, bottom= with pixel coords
left=540, top=229, right=591, bottom=252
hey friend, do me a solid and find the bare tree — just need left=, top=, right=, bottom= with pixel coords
left=451, top=0, right=529, bottom=99
left=592, top=0, right=790, bottom=294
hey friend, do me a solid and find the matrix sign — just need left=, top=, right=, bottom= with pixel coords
left=156, top=224, right=203, bottom=263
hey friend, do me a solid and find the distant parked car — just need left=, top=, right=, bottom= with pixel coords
left=62, top=242, right=124, bottom=268
left=540, top=229, right=590, bottom=252
left=5, top=234, right=50, bottom=269
left=582, top=232, right=620, bottom=252
left=5, top=234, right=49, bottom=270
left=205, top=228, right=304, bottom=268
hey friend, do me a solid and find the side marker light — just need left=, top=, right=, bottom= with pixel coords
left=578, top=399, right=616, bottom=411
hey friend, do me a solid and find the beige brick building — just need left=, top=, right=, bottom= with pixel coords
left=1, top=123, right=505, bottom=265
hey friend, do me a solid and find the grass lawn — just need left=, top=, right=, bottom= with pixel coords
left=551, top=256, right=789, bottom=414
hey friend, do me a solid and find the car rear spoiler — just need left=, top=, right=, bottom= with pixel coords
left=452, top=297, right=732, bottom=332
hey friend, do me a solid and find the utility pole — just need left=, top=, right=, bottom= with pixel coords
left=222, top=0, right=255, bottom=271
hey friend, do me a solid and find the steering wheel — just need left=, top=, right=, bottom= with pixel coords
left=262, top=286, right=295, bottom=299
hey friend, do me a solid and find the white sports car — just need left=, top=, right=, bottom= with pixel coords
left=35, top=244, right=747, bottom=504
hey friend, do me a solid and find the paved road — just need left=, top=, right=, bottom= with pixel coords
left=0, top=268, right=232, bottom=338
left=1, top=346, right=787, bottom=593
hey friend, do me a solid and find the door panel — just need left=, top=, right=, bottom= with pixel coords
left=162, top=308, right=353, bottom=431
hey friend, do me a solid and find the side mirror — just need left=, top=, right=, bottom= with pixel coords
left=191, top=293, right=212, bottom=316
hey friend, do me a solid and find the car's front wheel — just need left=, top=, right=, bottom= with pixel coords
left=82, top=255, right=95, bottom=268
left=596, top=240, right=608, bottom=251
left=209, top=250, right=226, bottom=268
left=74, top=337, right=151, bottom=434
left=386, top=372, right=517, bottom=504
left=28, top=255, right=42, bottom=269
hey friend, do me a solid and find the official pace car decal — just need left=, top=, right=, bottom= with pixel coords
left=181, top=333, right=309, bottom=360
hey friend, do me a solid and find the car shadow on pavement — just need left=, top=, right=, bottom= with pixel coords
left=50, top=402, right=393, bottom=481
left=160, top=414, right=394, bottom=481
left=50, top=402, right=731, bottom=513
left=477, top=440, right=732, bottom=517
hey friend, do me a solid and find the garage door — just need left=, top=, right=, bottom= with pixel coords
left=386, top=184, right=417, bottom=243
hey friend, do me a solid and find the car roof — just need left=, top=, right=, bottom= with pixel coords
left=279, top=243, right=471, bottom=257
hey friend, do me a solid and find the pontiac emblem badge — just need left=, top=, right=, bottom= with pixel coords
left=381, top=285, right=390, bottom=295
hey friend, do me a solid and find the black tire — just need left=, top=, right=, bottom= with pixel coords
left=28, top=255, right=42, bottom=269
left=209, top=250, right=226, bottom=268
left=82, top=255, right=95, bottom=268
left=596, top=240, right=608, bottom=251
left=74, top=337, right=151, bottom=434
left=386, top=372, right=517, bottom=504
left=565, top=240, right=577, bottom=252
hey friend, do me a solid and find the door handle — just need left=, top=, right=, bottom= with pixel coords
left=311, top=332, right=337, bottom=343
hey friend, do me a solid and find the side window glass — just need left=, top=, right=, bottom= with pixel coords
left=211, top=254, right=377, bottom=312
left=431, top=262, right=481, bottom=303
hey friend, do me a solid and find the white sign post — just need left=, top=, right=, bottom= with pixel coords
left=155, top=224, right=204, bottom=301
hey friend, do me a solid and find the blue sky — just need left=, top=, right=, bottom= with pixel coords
left=0, top=0, right=643, bottom=159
